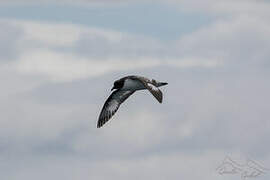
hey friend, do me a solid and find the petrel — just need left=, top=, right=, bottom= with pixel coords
left=97, top=75, right=168, bottom=128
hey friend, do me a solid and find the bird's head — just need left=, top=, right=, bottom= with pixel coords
left=111, top=80, right=124, bottom=91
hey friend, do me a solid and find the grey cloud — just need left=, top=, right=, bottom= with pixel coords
left=0, top=151, right=225, bottom=180
left=6, top=67, right=270, bottom=155
left=0, top=0, right=132, bottom=6
left=0, top=21, right=23, bottom=61
left=1, top=1, right=270, bottom=179
left=1, top=67, right=270, bottom=180
left=1, top=0, right=270, bottom=18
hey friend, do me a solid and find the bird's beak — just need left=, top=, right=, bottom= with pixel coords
left=111, top=87, right=115, bottom=91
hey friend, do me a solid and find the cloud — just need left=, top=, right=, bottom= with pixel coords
left=166, top=0, right=270, bottom=16
left=14, top=50, right=160, bottom=82
left=1, top=149, right=225, bottom=180
left=3, top=9, right=269, bottom=83
left=1, top=2, right=270, bottom=179
left=0, top=21, right=23, bottom=61
left=14, top=50, right=221, bottom=82
left=175, top=15, right=270, bottom=69
left=0, top=19, right=221, bottom=82
left=1, top=0, right=270, bottom=17
left=0, top=0, right=132, bottom=6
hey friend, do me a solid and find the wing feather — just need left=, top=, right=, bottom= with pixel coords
left=130, top=76, right=163, bottom=103
left=97, top=90, right=135, bottom=128
left=146, top=82, right=163, bottom=103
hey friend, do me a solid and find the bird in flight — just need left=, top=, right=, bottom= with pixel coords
left=97, top=75, right=168, bottom=128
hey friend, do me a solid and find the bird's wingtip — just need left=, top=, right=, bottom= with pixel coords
left=97, top=121, right=102, bottom=128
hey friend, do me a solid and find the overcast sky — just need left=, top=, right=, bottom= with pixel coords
left=0, top=0, right=270, bottom=180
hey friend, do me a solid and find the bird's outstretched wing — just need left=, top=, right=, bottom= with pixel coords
left=130, top=76, right=163, bottom=103
left=97, top=90, right=135, bottom=128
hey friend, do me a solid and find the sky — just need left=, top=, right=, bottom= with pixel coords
left=0, top=0, right=270, bottom=180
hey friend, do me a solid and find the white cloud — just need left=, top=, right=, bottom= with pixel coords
left=5, top=9, right=268, bottom=84
left=11, top=19, right=124, bottom=47
left=18, top=21, right=81, bottom=47
left=0, top=19, right=220, bottom=82
left=14, top=50, right=160, bottom=82
left=14, top=50, right=221, bottom=82
left=175, top=15, right=270, bottom=68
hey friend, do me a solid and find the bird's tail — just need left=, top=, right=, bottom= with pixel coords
left=156, top=82, right=168, bottom=87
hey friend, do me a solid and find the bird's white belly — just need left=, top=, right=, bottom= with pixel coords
left=122, top=79, right=146, bottom=90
